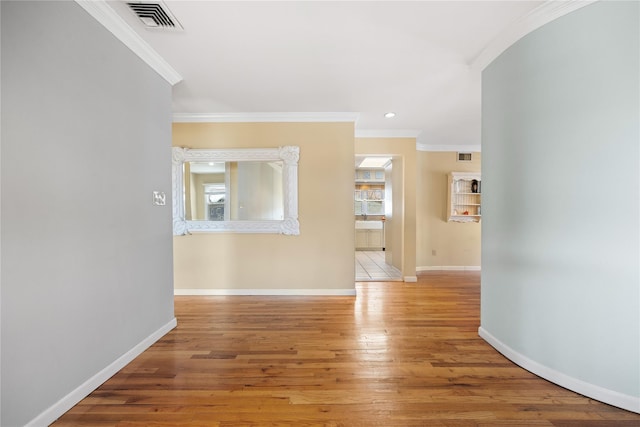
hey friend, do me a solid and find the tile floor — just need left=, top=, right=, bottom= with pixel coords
left=355, top=250, right=402, bottom=281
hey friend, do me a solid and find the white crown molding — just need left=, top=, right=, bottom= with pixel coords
left=479, top=326, right=640, bottom=414
left=25, top=318, right=177, bottom=427
left=355, top=129, right=422, bottom=139
left=175, top=288, right=357, bottom=296
left=417, top=143, right=481, bottom=153
left=173, top=112, right=360, bottom=123
left=74, top=0, right=182, bottom=85
left=470, top=0, right=598, bottom=72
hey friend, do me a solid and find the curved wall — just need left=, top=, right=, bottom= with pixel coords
left=481, top=1, right=639, bottom=412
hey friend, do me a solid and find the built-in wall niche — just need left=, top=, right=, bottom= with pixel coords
left=172, top=146, right=300, bottom=235
left=447, top=172, right=481, bottom=223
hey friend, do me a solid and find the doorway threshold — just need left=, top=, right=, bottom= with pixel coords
left=355, top=251, right=402, bottom=282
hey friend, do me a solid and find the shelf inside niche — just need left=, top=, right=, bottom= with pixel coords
left=448, top=172, right=481, bottom=223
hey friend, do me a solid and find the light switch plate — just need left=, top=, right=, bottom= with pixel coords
left=152, top=191, right=166, bottom=206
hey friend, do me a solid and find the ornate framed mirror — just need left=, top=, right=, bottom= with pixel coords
left=172, top=146, right=299, bottom=235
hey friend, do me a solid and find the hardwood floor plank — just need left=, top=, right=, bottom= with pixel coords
left=51, top=272, right=639, bottom=426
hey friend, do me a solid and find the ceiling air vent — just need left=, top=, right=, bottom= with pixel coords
left=457, top=152, right=472, bottom=162
left=127, top=1, right=183, bottom=30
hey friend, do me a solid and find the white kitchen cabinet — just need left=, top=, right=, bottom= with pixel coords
left=367, top=229, right=383, bottom=247
left=355, top=229, right=369, bottom=249
left=355, top=229, right=384, bottom=250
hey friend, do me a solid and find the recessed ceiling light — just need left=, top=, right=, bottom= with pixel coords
left=384, top=112, right=396, bottom=118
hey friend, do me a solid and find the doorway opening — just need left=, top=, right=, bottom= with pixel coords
left=354, top=155, right=402, bottom=281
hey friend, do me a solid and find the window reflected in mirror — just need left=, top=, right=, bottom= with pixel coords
left=185, top=161, right=284, bottom=222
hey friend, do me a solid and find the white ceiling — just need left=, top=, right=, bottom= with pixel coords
left=108, top=1, right=547, bottom=149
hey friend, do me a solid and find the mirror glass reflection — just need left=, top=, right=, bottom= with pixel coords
left=185, top=161, right=284, bottom=222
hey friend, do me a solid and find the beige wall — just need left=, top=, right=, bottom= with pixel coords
left=173, top=122, right=355, bottom=292
left=416, top=151, right=481, bottom=269
left=355, top=137, right=417, bottom=280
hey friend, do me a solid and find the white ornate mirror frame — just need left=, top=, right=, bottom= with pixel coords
left=172, top=146, right=300, bottom=235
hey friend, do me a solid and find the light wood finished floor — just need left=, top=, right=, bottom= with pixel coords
left=53, top=272, right=639, bottom=426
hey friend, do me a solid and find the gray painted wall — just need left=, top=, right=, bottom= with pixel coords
left=1, top=2, right=175, bottom=425
left=482, top=0, right=639, bottom=404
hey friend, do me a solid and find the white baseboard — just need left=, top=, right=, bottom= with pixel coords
left=26, top=318, right=178, bottom=427
left=403, top=276, right=418, bottom=282
left=417, top=265, right=481, bottom=271
left=175, top=288, right=357, bottom=296
left=478, top=326, right=640, bottom=414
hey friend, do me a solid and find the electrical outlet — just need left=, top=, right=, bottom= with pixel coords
left=152, top=191, right=166, bottom=206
